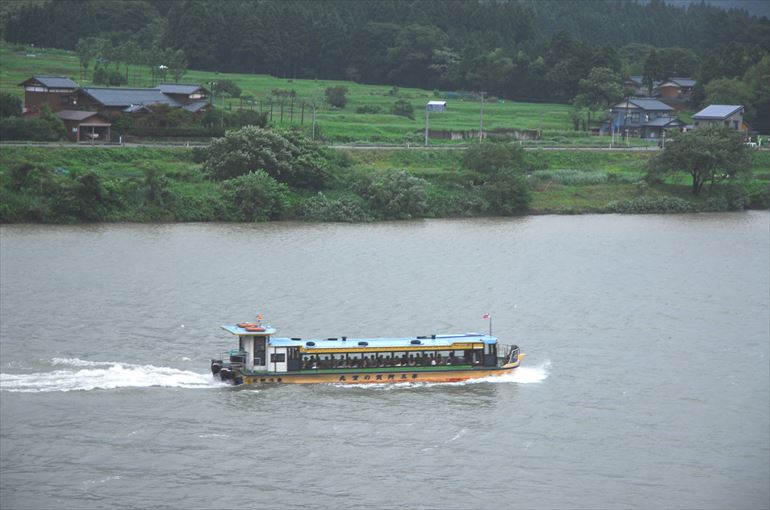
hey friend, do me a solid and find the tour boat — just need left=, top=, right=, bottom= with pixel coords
left=210, top=322, right=524, bottom=385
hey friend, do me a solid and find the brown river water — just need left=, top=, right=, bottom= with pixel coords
left=1, top=213, right=768, bottom=509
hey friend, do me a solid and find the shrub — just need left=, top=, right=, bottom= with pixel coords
left=531, top=169, right=607, bottom=186
left=353, top=169, right=428, bottom=220
left=92, top=67, right=126, bottom=86
left=356, top=105, right=381, bottom=114
left=325, top=86, right=348, bottom=109
left=0, top=115, right=66, bottom=141
left=710, top=183, right=749, bottom=211
left=0, top=93, right=23, bottom=118
left=481, top=168, right=531, bottom=215
left=462, top=141, right=525, bottom=175
left=296, top=192, right=372, bottom=222
left=219, top=170, right=289, bottom=221
left=390, top=99, right=414, bottom=120
left=745, top=181, right=770, bottom=209
left=425, top=186, right=487, bottom=217
left=213, top=80, right=241, bottom=98
left=202, top=126, right=329, bottom=189
left=605, top=196, right=695, bottom=214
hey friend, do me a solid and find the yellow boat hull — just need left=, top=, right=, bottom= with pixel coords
left=239, top=356, right=524, bottom=385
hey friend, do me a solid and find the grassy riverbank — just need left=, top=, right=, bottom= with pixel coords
left=1, top=145, right=767, bottom=223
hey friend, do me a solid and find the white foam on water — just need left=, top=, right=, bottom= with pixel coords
left=0, top=358, right=226, bottom=393
left=477, top=360, right=551, bottom=384
left=329, top=360, right=551, bottom=390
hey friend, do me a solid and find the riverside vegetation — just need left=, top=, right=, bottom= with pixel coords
left=1, top=126, right=767, bottom=223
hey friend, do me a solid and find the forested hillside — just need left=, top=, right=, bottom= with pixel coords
left=2, top=0, right=769, bottom=130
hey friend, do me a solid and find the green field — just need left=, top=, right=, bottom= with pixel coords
left=1, top=42, right=595, bottom=144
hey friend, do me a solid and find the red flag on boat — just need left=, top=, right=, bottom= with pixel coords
left=482, top=313, right=490, bottom=319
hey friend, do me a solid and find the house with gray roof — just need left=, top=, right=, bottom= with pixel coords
left=158, top=83, right=210, bottom=105
left=18, top=76, right=211, bottom=117
left=76, top=87, right=182, bottom=113
left=657, top=77, right=696, bottom=110
left=692, top=105, right=745, bottom=132
left=607, top=98, right=683, bottom=139
left=19, top=75, right=80, bottom=113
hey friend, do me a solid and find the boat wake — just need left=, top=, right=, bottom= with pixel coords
left=480, top=360, right=551, bottom=384
left=0, top=358, right=225, bottom=393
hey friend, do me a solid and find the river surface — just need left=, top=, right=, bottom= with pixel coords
left=1, top=213, right=768, bottom=510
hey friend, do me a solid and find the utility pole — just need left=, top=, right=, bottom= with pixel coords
left=312, top=103, right=317, bottom=141
left=479, top=91, right=485, bottom=140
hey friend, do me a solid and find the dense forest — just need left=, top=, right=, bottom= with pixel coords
left=2, top=0, right=769, bottom=129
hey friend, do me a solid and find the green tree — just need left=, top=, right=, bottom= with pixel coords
left=573, top=67, right=623, bottom=128
left=354, top=169, right=428, bottom=220
left=704, top=78, right=755, bottom=113
left=390, top=99, right=414, bottom=120
left=325, top=86, right=348, bottom=109
left=642, top=49, right=663, bottom=95
left=462, top=141, right=525, bottom=176
left=649, top=126, right=753, bottom=196
left=219, top=170, right=289, bottom=221
left=167, top=49, right=188, bottom=83
left=482, top=168, right=531, bottom=215
left=213, top=79, right=241, bottom=98
left=386, top=24, right=449, bottom=89
left=0, top=93, right=22, bottom=118
left=76, top=37, right=99, bottom=81
left=742, top=54, right=770, bottom=134
left=202, top=126, right=328, bottom=189
left=466, top=49, right=515, bottom=97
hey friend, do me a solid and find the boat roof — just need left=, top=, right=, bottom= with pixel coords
left=221, top=324, right=496, bottom=347
left=274, top=333, right=496, bottom=349
left=222, top=324, right=278, bottom=336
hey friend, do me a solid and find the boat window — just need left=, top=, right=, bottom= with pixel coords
left=270, top=353, right=285, bottom=363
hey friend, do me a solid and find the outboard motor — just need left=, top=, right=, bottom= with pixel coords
left=211, top=359, right=223, bottom=376
left=509, top=345, right=520, bottom=364
left=219, top=366, right=233, bottom=381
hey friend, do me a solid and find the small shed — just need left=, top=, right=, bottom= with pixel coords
left=57, top=110, right=112, bottom=142
left=426, top=100, right=447, bottom=112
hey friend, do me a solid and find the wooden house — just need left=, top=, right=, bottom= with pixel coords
left=57, top=110, right=112, bottom=142
left=18, top=75, right=79, bottom=114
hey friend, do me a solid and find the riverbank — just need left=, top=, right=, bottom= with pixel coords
left=1, top=146, right=767, bottom=223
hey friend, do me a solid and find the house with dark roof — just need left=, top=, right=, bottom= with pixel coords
left=607, top=98, right=683, bottom=139
left=656, top=77, right=696, bottom=111
left=158, top=83, right=210, bottom=105
left=76, top=87, right=182, bottom=114
left=19, top=75, right=80, bottom=113
left=18, top=76, right=211, bottom=118
left=623, top=75, right=696, bottom=109
left=692, top=105, right=745, bottom=132
left=57, top=110, right=112, bottom=142
left=624, top=75, right=659, bottom=97
left=657, top=77, right=696, bottom=99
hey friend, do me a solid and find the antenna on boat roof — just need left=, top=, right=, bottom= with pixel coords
left=483, top=312, right=492, bottom=337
